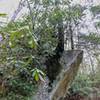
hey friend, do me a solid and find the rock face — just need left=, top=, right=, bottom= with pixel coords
left=50, top=50, right=83, bottom=100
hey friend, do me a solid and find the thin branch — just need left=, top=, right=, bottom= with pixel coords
left=10, top=0, right=26, bottom=22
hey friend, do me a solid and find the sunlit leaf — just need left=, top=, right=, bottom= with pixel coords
left=31, top=68, right=45, bottom=81
left=34, top=71, right=39, bottom=81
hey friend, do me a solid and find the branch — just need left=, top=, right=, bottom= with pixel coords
left=10, top=0, right=26, bottom=22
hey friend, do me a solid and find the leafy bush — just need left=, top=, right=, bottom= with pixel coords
left=8, top=77, right=37, bottom=96
left=69, top=72, right=100, bottom=98
left=91, top=5, right=100, bottom=16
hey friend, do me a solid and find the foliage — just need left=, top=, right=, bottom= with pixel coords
left=69, top=73, right=100, bottom=97
left=0, top=0, right=92, bottom=99
left=95, top=21, right=100, bottom=28
left=90, top=5, right=100, bottom=16
left=80, top=34, right=100, bottom=44
left=69, top=74, right=93, bottom=96
left=31, top=68, right=45, bottom=81
left=0, top=19, right=45, bottom=98
left=0, top=13, right=7, bottom=17
left=7, top=77, right=37, bottom=96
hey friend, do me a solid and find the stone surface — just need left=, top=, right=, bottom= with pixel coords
left=50, top=50, right=83, bottom=100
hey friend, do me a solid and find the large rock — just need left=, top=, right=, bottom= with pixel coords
left=50, top=50, right=83, bottom=100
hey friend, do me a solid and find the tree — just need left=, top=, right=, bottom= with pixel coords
left=0, top=0, right=85, bottom=98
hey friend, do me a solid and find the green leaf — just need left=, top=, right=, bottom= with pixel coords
left=0, top=13, right=7, bottom=17
left=38, top=70, right=45, bottom=76
left=31, top=68, right=45, bottom=81
left=91, top=5, right=100, bottom=15
left=28, top=39, right=37, bottom=48
left=34, top=71, right=39, bottom=81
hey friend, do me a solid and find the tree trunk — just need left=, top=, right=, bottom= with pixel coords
left=46, top=20, right=64, bottom=86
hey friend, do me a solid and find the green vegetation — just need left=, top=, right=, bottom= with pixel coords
left=0, top=0, right=100, bottom=100
left=91, top=5, right=100, bottom=16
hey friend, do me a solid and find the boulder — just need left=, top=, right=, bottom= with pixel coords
left=50, top=50, right=83, bottom=100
